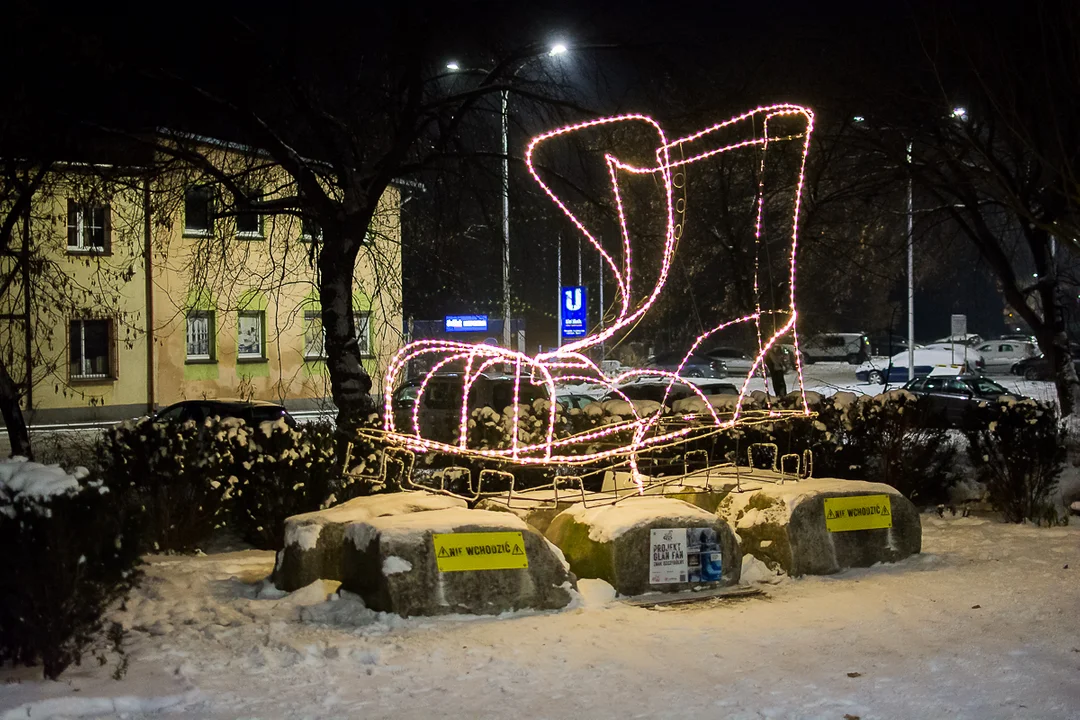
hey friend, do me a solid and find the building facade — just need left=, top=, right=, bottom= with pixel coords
left=4, top=145, right=403, bottom=425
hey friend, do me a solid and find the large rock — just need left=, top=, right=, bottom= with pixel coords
left=716, top=477, right=921, bottom=576
left=544, top=496, right=741, bottom=596
left=273, top=492, right=466, bottom=591
left=341, top=508, right=575, bottom=616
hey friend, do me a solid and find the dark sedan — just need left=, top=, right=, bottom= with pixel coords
left=902, top=375, right=1018, bottom=428
left=1011, top=352, right=1080, bottom=381
left=155, top=399, right=298, bottom=428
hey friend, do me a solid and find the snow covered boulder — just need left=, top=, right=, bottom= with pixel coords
left=273, top=492, right=466, bottom=591
left=716, top=477, right=921, bottom=577
left=340, top=508, right=575, bottom=617
left=544, top=497, right=741, bottom=596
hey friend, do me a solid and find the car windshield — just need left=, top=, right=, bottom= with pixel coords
left=967, top=378, right=1008, bottom=395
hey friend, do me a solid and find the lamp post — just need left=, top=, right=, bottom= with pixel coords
left=906, top=139, right=914, bottom=379
left=449, top=43, right=568, bottom=351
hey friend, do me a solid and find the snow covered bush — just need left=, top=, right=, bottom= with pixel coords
left=831, top=390, right=957, bottom=504
left=965, top=398, right=1065, bottom=523
left=97, top=416, right=236, bottom=552
left=0, top=459, right=141, bottom=680
left=225, top=418, right=342, bottom=549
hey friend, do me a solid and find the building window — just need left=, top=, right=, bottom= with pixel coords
left=303, top=311, right=372, bottom=360
left=303, top=310, right=326, bottom=359
left=355, top=312, right=372, bottom=357
left=184, top=185, right=213, bottom=236
left=69, top=319, right=112, bottom=379
left=67, top=200, right=108, bottom=252
left=300, top=217, right=321, bottom=242
left=236, top=189, right=264, bottom=238
left=237, top=311, right=265, bottom=360
left=186, top=311, right=215, bottom=362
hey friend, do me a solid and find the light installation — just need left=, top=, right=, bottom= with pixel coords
left=379, top=105, right=816, bottom=487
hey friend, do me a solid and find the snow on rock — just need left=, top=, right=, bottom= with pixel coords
left=284, top=522, right=323, bottom=552
left=576, top=578, right=617, bottom=608
left=275, top=492, right=468, bottom=591
left=740, top=554, right=785, bottom=585
left=382, top=556, right=412, bottom=575
left=342, top=508, right=574, bottom=616
left=1070, top=501, right=1080, bottom=515
left=547, top=497, right=742, bottom=596
left=562, top=496, right=720, bottom=543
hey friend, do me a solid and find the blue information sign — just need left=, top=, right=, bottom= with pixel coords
left=444, top=314, right=488, bottom=333
left=561, top=286, right=587, bottom=338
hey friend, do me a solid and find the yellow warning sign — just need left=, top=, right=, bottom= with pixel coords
left=823, top=495, right=893, bottom=532
left=432, top=532, right=529, bottom=572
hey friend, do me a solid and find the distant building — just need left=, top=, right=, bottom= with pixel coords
left=3, top=139, right=403, bottom=425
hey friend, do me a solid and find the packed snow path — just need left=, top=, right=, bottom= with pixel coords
left=2, top=515, right=1078, bottom=719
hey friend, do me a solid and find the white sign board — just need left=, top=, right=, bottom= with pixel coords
left=650, top=528, right=687, bottom=584
left=950, top=314, right=967, bottom=338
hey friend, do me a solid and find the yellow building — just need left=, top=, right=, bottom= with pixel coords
left=6, top=142, right=403, bottom=425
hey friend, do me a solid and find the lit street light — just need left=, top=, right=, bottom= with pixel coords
left=448, top=46, right=570, bottom=350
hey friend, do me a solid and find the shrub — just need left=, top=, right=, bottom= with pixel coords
left=833, top=390, right=958, bottom=505
left=226, top=418, right=346, bottom=549
left=97, top=416, right=235, bottom=552
left=0, top=459, right=142, bottom=680
left=966, top=398, right=1066, bottom=523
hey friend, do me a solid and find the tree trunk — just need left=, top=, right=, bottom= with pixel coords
left=0, top=353, right=31, bottom=459
left=318, top=224, right=376, bottom=470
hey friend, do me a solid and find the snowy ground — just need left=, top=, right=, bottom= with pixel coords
left=3, top=514, right=1078, bottom=719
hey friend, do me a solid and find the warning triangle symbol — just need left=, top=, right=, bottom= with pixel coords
left=437, top=546, right=449, bottom=558
left=511, top=544, right=524, bottom=556
left=881, top=504, right=891, bottom=516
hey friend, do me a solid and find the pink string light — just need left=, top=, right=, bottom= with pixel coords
left=382, top=105, right=816, bottom=485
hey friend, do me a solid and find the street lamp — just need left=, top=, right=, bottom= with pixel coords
left=446, top=44, right=569, bottom=351
left=501, top=44, right=568, bottom=350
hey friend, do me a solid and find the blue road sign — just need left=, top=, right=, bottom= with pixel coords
left=561, top=286, right=587, bottom=338
left=444, top=314, right=488, bottom=333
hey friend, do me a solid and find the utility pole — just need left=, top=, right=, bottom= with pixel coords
left=556, top=235, right=562, bottom=348
left=906, top=140, right=915, bottom=379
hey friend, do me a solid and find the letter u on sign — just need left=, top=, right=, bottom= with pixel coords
left=564, top=288, right=582, bottom=312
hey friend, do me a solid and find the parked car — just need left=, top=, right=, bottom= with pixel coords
left=644, top=351, right=727, bottom=378
left=922, top=343, right=985, bottom=372
left=154, top=399, right=297, bottom=428
left=973, top=340, right=1036, bottom=374
left=704, top=346, right=758, bottom=374
left=933, top=333, right=984, bottom=347
left=856, top=348, right=979, bottom=384
left=903, top=374, right=1019, bottom=429
left=391, top=372, right=548, bottom=442
left=999, top=333, right=1036, bottom=344
left=605, top=378, right=737, bottom=407
left=866, top=334, right=913, bottom=357
left=801, top=333, right=870, bottom=364
left=1011, top=352, right=1080, bottom=381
